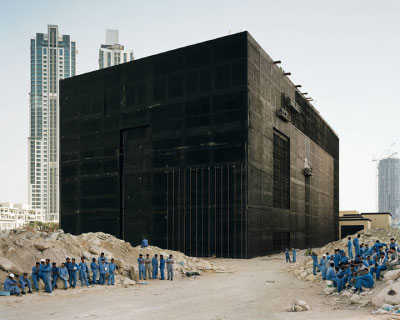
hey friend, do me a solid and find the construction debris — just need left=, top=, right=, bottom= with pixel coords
left=290, top=300, right=310, bottom=312
left=0, top=228, right=222, bottom=287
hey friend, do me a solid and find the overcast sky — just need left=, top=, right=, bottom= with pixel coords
left=0, top=0, right=399, bottom=212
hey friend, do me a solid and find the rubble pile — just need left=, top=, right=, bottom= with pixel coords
left=0, top=228, right=220, bottom=287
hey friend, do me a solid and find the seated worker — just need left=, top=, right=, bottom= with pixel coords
left=340, top=251, right=348, bottom=264
left=19, top=273, right=32, bottom=294
left=353, top=268, right=374, bottom=294
left=366, top=255, right=373, bottom=266
left=370, top=252, right=387, bottom=280
left=387, top=247, right=400, bottom=270
left=4, top=274, right=21, bottom=296
left=326, top=262, right=343, bottom=292
left=141, top=237, right=149, bottom=248
left=363, top=244, right=373, bottom=259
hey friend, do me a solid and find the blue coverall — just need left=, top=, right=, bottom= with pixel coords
left=334, top=253, right=341, bottom=266
left=285, top=250, right=291, bottom=263
left=370, top=257, right=387, bottom=279
left=355, top=273, right=374, bottom=290
left=353, top=237, right=360, bottom=256
left=311, top=255, right=320, bottom=275
left=319, top=257, right=327, bottom=280
left=141, top=238, right=149, bottom=248
left=79, top=262, right=90, bottom=286
left=4, top=278, right=20, bottom=295
left=91, top=261, right=99, bottom=284
left=292, top=249, right=297, bottom=263
left=51, top=266, right=59, bottom=289
left=19, top=277, right=32, bottom=291
left=347, top=240, right=353, bottom=259
left=138, top=258, right=145, bottom=280
left=59, top=267, right=69, bottom=288
left=326, top=267, right=343, bottom=292
left=31, top=265, right=40, bottom=290
left=99, top=263, right=108, bottom=285
left=159, top=258, right=165, bottom=280
left=152, top=257, right=158, bottom=279
left=43, top=263, right=52, bottom=293
left=108, top=263, right=116, bottom=285
left=68, top=263, right=79, bottom=288
left=340, top=254, right=348, bottom=264
left=98, top=255, right=107, bottom=265
left=364, top=247, right=373, bottom=259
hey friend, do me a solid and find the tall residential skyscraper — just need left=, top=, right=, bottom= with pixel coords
left=378, top=157, right=400, bottom=225
left=99, top=29, right=134, bottom=69
left=29, top=25, right=76, bottom=221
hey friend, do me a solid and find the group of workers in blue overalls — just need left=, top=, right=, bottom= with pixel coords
left=3, top=253, right=117, bottom=296
left=304, top=236, right=400, bottom=294
left=284, top=248, right=297, bottom=263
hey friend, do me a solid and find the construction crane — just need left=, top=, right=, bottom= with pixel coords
left=372, top=143, right=398, bottom=211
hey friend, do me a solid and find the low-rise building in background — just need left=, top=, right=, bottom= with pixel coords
left=0, top=202, right=45, bottom=230
left=339, top=210, right=391, bottom=238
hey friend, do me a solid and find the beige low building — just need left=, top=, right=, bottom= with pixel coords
left=339, top=210, right=392, bottom=239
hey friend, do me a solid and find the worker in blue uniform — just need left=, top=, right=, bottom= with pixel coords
left=319, top=255, right=327, bottom=280
left=354, top=268, right=374, bottom=293
left=43, top=259, right=52, bottom=293
left=370, top=252, right=387, bottom=280
left=347, top=236, right=353, bottom=259
left=98, top=252, right=107, bottom=265
left=152, top=254, right=159, bottom=279
left=19, top=273, right=32, bottom=294
left=326, top=262, right=343, bottom=292
left=292, top=248, right=297, bottom=263
left=390, top=238, right=399, bottom=251
left=311, top=252, right=320, bottom=275
left=51, top=262, right=59, bottom=289
left=99, top=259, right=108, bottom=285
left=138, top=254, right=145, bottom=280
left=90, top=258, right=99, bottom=284
left=4, top=274, right=21, bottom=296
left=141, top=237, right=149, bottom=248
left=333, top=249, right=341, bottom=266
left=159, top=254, right=165, bottom=280
left=284, top=248, right=291, bottom=263
left=68, top=258, right=79, bottom=288
left=65, top=257, right=72, bottom=286
left=108, top=258, right=116, bottom=285
left=363, top=244, right=373, bottom=259
left=79, top=257, right=90, bottom=287
left=31, top=262, right=41, bottom=291
left=39, top=259, right=46, bottom=284
left=59, top=263, right=69, bottom=289
left=340, top=250, right=348, bottom=264
left=353, top=234, right=361, bottom=256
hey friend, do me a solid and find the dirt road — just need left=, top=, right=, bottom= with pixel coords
left=0, top=253, right=388, bottom=320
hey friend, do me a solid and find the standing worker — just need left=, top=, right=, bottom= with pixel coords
left=90, top=258, right=99, bottom=284
left=319, top=255, right=327, bottom=280
left=353, top=234, right=361, bottom=257
left=4, top=274, right=21, bottom=296
left=284, top=248, right=291, bottom=263
left=311, top=252, right=320, bottom=275
left=145, top=254, right=152, bottom=280
left=68, top=258, right=79, bottom=288
left=31, top=262, right=40, bottom=292
left=292, top=248, right=297, bottom=263
left=347, top=236, right=353, bottom=259
left=99, top=260, right=108, bottom=285
left=108, top=258, right=116, bottom=285
left=79, top=257, right=90, bottom=287
left=51, top=262, right=59, bottom=289
left=43, top=259, right=52, bottom=293
left=167, top=254, right=174, bottom=281
left=59, top=263, right=69, bottom=290
left=98, top=252, right=107, bottom=265
left=159, top=255, right=165, bottom=280
left=152, top=254, right=159, bottom=279
left=19, top=273, right=33, bottom=294
left=138, top=254, right=145, bottom=280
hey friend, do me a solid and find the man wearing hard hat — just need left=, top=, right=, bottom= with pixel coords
left=3, top=274, right=21, bottom=296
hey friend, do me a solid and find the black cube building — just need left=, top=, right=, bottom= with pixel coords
left=60, top=32, right=339, bottom=258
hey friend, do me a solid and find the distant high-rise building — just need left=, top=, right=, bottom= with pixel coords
left=99, top=29, right=134, bottom=69
left=378, top=157, right=400, bottom=225
left=29, top=25, right=76, bottom=221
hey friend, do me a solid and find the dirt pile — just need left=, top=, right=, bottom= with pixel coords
left=0, top=228, right=221, bottom=287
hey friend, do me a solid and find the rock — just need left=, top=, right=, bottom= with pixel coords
left=323, top=287, right=336, bottom=295
left=372, top=282, right=400, bottom=307
left=130, top=266, right=138, bottom=282
left=342, top=290, right=353, bottom=297
left=47, top=231, right=62, bottom=241
left=360, top=300, right=371, bottom=307
left=122, top=277, right=136, bottom=287
left=350, top=294, right=361, bottom=304
left=305, top=274, right=318, bottom=282
left=299, top=271, right=308, bottom=279
left=56, top=277, right=68, bottom=289
left=10, top=266, right=23, bottom=276
left=34, top=241, right=51, bottom=251
left=290, top=300, right=310, bottom=312
left=293, top=270, right=302, bottom=276
left=0, top=257, right=14, bottom=271
left=384, top=270, right=400, bottom=281
left=89, top=246, right=101, bottom=255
